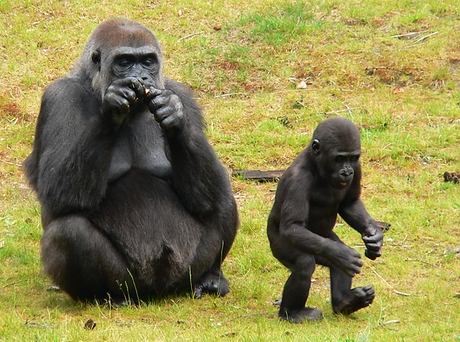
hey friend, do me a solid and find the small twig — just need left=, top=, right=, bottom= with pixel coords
left=414, top=31, right=438, bottom=43
left=390, top=30, right=430, bottom=38
left=405, top=258, right=439, bottom=268
left=344, top=104, right=354, bottom=118
left=0, top=158, right=22, bottom=167
left=178, top=31, right=204, bottom=41
left=3, top=281, right=21, bottom=288
left=215, top=92, right=248, bottom=98
left=25, top=321, right=54, bottom=329
left=378, top=319, right=400, bottom=331
left=320, top=107, right=359, bottom=116
left=372, top=269, right=412, bottom=296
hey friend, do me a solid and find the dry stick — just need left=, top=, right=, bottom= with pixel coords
left=0, top=158, right=21, bottom=167
left=404, top=258, right=439, bottom=268
left=390, top=30, right=431, bottom=38
left=323, top=107, right=359, bottom=115
left=270, top=88, right=354, bottom=95
left=178, top=31, right=204, bottom=41
left=372, top=269, right=412, bottom=296
left=414, top=31, right=438, bottom=43
left=344, top=104, right=354, bottom=118
left=215, top=92, right=248, bottom=98
left=3, top=281, right=21, bottom=288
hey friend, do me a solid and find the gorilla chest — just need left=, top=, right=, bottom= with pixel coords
left=108, top=113, right=172, bottom=181
left=307, top=189, right=346, bottom=233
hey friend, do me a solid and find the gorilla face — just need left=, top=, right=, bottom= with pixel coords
left=105, top=46, right=161, bottom=89
left=328, top=151, right=360, bottom=189
left=83, top=20, right=165, bottom=96
left=310, top=117, right=362, bottom=190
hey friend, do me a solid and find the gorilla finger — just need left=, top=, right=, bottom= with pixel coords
left=105, top=92, right=130, bottom=111
left=365, top=241, right=383, bottom=249
left=158, top=112, right=184, bottom=131
left=106, top=84, right=138, bottom=104
left=119, top=87, right=139, bottom=103
left=355, top=258, right=364, bottom=267
left=155, top=102, right=184, bottom=120
left=365, top=249, right=381, bottom=260
left=148, top=95, right=167, bottom=112
left=363, top=285, right=375, bottom=294
left=151, top=90, right=172, bottom=104
left=362, top=234, right=383, bottom=243
left=376, top=221, right=391, bottom=231
left=346, top=267, right=361, bottom=277
left=145, top=87, right=163, bottom=100
left=152, top=106, right=170, bottom=122
left=130, top=79, right=147, bottom=98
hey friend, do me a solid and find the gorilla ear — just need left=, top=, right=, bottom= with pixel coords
left=91, top=50, right=101, bottom=65
left=312, top=139, right=321, bottom=154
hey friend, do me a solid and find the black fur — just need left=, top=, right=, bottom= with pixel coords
left=24, top=18, right=238, bottom=302
left=267, top=117, right=388, bottom=323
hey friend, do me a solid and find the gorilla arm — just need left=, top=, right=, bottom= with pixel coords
left=148, top=79, right=234, bottom=216
left=24, top=78, right=117, bottom=218
left=275, top=169, right=363, bottom=278
left=338, top=186, right=384, bottom=260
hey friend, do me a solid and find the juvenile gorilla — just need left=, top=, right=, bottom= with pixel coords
left=267, top=117, right=388, bottom=323
left=24, top=18, right=238, bottom=302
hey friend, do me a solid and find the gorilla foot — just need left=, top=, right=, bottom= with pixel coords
left=194, top=271, right=230, bottom=299
left=333, top=285, right=375, bottom=315
left=279, top=307, right=323, bottom=323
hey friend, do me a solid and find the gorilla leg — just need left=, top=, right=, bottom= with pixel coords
left=278, top=254, right=323, bottom=323
left=193, top=205, right=238, bottom=298
left=318, top=232, right=375, bottom=315
left=41, top=215, right=134, bottom=302
left=329, top=265, right=375, bottom=315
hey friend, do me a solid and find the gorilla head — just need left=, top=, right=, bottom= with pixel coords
left=311, top=117, right=361, bottom=189
left=75, top=18, right=165, bottom=96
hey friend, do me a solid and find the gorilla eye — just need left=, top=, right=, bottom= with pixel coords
left=114, top=56, right=134, bottom=69
left=335, top=156, right=346, bottom=163
left=141, top=55, right=158, bottom=68
left=350, top=155, right=360, bottom=163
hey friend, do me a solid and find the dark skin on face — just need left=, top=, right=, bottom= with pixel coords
left=23, top=19, right=238, bottom=303
left=100, top=44, right=184, bottom=132
left=267, top=117, right=389, bottom=323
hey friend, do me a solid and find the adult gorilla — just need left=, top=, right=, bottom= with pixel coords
left=24, top=18, right=238, bottom=303
left=267, top=117, right=389, bottom=323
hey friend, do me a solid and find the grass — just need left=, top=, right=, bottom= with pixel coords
left=1, top=0, right=460, bottom=340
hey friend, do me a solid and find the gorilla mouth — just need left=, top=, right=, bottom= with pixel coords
left=338, top=181, right=350, bottom=188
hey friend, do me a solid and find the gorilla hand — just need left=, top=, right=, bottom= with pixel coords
left=326, top=242, right=364, bottom=277
left=102, top=77, right=147, bottom=126
left=362, top=225, right=384, bottom=260
left=147, top=88, right=185, bottom=135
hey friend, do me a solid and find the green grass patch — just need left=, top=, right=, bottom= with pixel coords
left=1, top=0, right=460, bottom=340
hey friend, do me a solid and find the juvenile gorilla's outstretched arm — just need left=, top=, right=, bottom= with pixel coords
left=149, top=79, right=234, bottom=216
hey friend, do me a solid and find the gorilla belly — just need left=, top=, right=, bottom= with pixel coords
left=91, top=169, right=202, bottom=288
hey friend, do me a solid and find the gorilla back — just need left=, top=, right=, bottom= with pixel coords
left=24, top=18, right=238, bottom=302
